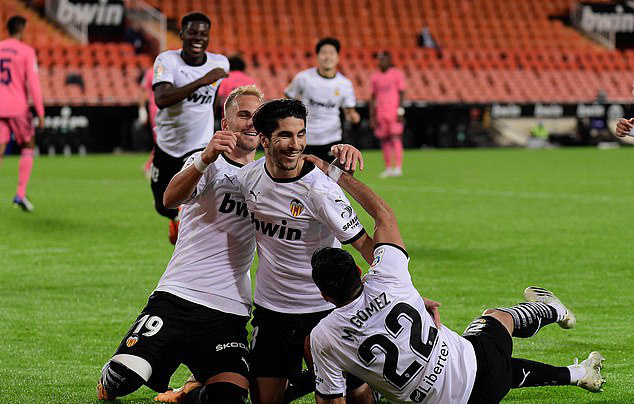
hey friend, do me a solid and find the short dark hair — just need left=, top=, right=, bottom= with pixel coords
left=311, top=247, right=362, bottom=305
left=7, top=15, right=26, bottom=35
left=180, top=12, right=210, bottom=29
left=228, top=55, right=246, bottom=71
left=315, top=37, right=340, bottom=54
left=253, top=99, right=307, bottom=138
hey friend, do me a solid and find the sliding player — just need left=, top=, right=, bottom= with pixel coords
left=306, top=154, right=606, bottom=404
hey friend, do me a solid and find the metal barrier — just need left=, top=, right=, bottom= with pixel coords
left=45, top=0, right=89, bottom=44
left=125, top=0, right=166, bottom=52
left=570, top=1, right=617, bottom=50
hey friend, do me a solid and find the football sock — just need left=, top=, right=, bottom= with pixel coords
left=16, top=148, right=33, bottom=199
left=381, top=139, right=393, bottom=168
left=567, top=363, right=587, bottom=384
left=511, top=358, right=571, bottom=387
left=101, top=360, right=145, bottom=398
left=282, top=370, right=315, bottom=403
left=393, top=136, right=403, bottom=169
left=497, top=302, right=563, bottom=338
left=184, top=383, right=248, bottom=404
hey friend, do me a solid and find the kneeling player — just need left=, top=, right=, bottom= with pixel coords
left=304, top=154, right=606, bottom=404
left=96, top=86, right=265, bottom=404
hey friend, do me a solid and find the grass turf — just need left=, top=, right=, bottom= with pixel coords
left=0, top=148, right=632, bottom=403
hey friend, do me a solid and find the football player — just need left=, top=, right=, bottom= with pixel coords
left=306, top=154, right=606, bottom=404
left=97, top=86, right=262, bottom=404
left=151, top=12, right=228, bottom=244
left=285, top=38, right=360, bottom=163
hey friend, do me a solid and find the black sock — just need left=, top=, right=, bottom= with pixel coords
left=184, top=386, right=207, bottom=404
left=282, top=370, right=315, bottom=404
left=497, top=302, right=559, bottom=338
left=184, top=383, right=248, bottom=404
left=511, top=358, right=571, bottom=388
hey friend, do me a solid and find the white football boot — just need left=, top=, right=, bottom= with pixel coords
left=570, top=352, right=606, bottom=392
left=524, top=286, right=576, bottom=329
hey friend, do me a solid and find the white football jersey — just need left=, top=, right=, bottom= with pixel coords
left=311, top=244, right=477, bottom=404
left=155, top=153, right=255, bottom=316
left=236, top=158, right=366, bottom=313
left=285, top=68, right=356, bottom=146
left=152, top=50, right=229, bottom=157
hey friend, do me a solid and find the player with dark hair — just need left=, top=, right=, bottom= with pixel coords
left=234, top=98, right=431, bottom=404
left=151, top=11, right=229, bottom=244
left=0, top=15, right=44, bottom=211
left=97, top=86, right=264, bottom=404
left=370, top=51, right=406, bottom=178
left=285, top=38, right=360, bottom=162
left=304, top=154, right=606, bottom=404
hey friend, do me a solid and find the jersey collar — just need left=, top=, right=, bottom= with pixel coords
left=264, top=161, right=315, bottom=183
left=221, top=153, right=244, bottom=168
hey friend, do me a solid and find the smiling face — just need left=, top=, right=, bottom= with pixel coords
left=180, top=21, right=210, bottom=61
left=317, top=44, right=339, bottom=72
left=222, top=94, right=261, bottom=153
left=261, top=117, right=306, bottom=173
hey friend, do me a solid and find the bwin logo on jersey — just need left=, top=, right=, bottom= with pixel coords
left=290, top=199, right=304, bottom=217
left=250, top=214, right=302, bottom=240
left=186, top=92, right=214, bottom=104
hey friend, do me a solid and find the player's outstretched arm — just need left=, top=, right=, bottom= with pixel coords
left=303, top=154, right=404, bottom=250
left=154, top=68, right=227, bottom=108
left=163, top=131, right=237, bottom=208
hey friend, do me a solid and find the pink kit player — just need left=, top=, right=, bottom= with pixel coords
left=0, top=15, right=44, bottom=212
left=217, top=54, right=255, bottom=108
left=370, top=51, right=405, bottom=178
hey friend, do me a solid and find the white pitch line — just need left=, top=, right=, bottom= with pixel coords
left=373, top=184, right=634, bottom=204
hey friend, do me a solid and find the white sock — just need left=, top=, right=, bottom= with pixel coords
left=567, top=364, right=587, bottom=384
left=549, top=302, right=567, bottom=322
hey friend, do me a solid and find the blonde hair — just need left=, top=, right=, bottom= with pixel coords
left=224, top=85, right=264, bottom=114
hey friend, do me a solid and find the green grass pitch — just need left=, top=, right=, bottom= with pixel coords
left=1, top=148, right=633, bottom=403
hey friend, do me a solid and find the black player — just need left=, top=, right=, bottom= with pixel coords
left=150, top=12, right=229, bottom=244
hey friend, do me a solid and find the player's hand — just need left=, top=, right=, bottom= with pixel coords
left=330, top=144, right=364, bottom=172
left=302, top=154, right=329, bottom=173
left=198, top=68, right=228, bottom=86
left=37, top=115, right=45, bottom=130
left=423, top=297, right=442, bottom=329
left=201, top=131, right=238, bottom=164
left=347, top=110, right=361, bottom=124
left=615, top=118, right=634, bottom=138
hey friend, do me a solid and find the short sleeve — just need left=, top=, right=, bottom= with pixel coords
left=367, top=243, right=411, bottom=283
left=180, top=152, right=216, bottom=204
left=221, top=56, right=230, bottom=73
left=152, top=53, right=174, bottom=86
left=314, top=184, right=365, bottom=244
left=285, top=73, right=303, bottom=99
left=341, top=79, right=356, bottom=108
left=311, top=328, right=346, bottom=399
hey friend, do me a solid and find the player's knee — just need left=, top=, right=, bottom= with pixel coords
left=100, top=360, right=145, bottom=398
left=188, top=382, right=248, bottom=404
left=482, top=308, right=498, bottom=316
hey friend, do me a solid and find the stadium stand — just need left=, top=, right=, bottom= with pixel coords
left=2, top=0, right=632, bottom=104
left=1, top=0, right=152, bottom=106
